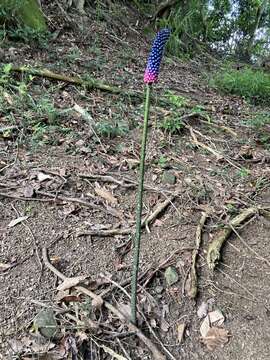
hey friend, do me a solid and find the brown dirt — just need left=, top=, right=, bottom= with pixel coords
left=1, top=3, right=270, bottom=360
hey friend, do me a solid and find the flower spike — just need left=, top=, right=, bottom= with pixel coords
left=144, top=28, right=171, bottom=84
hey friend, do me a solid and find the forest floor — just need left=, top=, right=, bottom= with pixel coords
left=1, top=3, right=270, bottom=360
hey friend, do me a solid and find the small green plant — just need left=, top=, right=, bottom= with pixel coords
left=255, top=177, right=270, bottom=191
left=159, top=115, right=184, bottom=134
left=244, top=113, right=270, bottom=150
left=65, top=48, right=82, bottom=62
left=164, top=90, right=188, bottom=108
left=211, top=67, right=270, bottom=105
left=95, top=120, right=129, bottom=138
left=237, top=167, right=250, bottom=178
left=0, top=63, right=12, bottom=86
left=157, top=155, right=168, bottom=168
left=191, top=105, right=211, bottom=122
left=31, top=123, right=71, bottom=147
left=226, top=203, right=238, bottom=215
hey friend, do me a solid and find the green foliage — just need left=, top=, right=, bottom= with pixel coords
left=245, top=112, right=270, bottom=150
left=245, top=112, right=270, bottom=128
left=157, top=155, right=169, bottom=168
left=0, top=25, right=50, bottom=47
left=159, top=115, right=184, bottom=134
left=236, top=167, right=250, bottom=178
left=95, top=120, right=129, bottom=138
left=151, top=0, right=270, bottom=60
left=165, top=91, right=189, bottom=108
left=0, top=0, right=47, bottom=31
left=211, top=67, right=270, bottom=104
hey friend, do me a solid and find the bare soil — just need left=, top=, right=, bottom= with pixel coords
left=1, top=3, right=270, bottom=360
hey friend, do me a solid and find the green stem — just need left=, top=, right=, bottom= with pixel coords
left=131, top=84, right=152, bottom=324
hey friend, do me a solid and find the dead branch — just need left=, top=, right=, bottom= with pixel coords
left=42, top=248, right=166, bottom=360
left=77, top=227, right=132, bottom=237
left=34, top=190, right=123, bottom=219
left=79, top=173, right=136, bottom=189
left=78, top=193, right=177, bottom=238
left=10, top=65, right=124, bottom=95
left=188, top=126, right=242, bottom=170
left=8, top=65, right=246, bottom=118
left=143, top=193, right=177, bottom=232
left=207, top=207, right=258, bottom=270
left=187, top=212, right=208, bottom=298
left=0, top=190, right=122, bottom=219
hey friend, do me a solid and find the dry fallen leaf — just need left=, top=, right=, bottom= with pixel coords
left=57, top=275, right=88, bottom=291
left=197, top=301, right=209, bottom=319
left=55, top=290, right=81, bottom=303
left=23, top=185, right=35, bottom=198
left=95, top=185, right=117, bottom=205
left=3, top=91, right=13, bottom=105
left=8, top=216, right=29, bottom=228
left=208, top=309, right=225, bottom=326
left=200, top=315, right=211, bottom=338
left=160, top=318, right=170, bottom=332
left=177, top=323, right=186, bottom=343
left=92, top=296, right=104, bottom=310
left=37, top=172, right=52, bottom=182
left=0, top=262, right=14, bottom=272
left=201, top=327, right=230, bottom=351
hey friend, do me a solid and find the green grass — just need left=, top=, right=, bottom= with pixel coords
left=244, top=112, right=270, bottom=150
left=211, top=67, right=270, bottom=105
left=96, top=120, right=129, bottom=138
left=245, top=112, right=270, bottom=128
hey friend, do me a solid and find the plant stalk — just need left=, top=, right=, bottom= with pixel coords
left=131, top=84, right=152, bottom=324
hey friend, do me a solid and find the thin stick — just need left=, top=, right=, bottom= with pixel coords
left=131, top=84, right=151, bottom=324
left=42, top=248, right=166, bottom=360
left=217, top=267, right=255, bottom=299
left=229, top=224, right=270, bottom=267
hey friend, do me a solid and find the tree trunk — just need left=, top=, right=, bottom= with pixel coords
left=245, top=0, right=267, bottom=60
left=0, top=0, right=47, bottom=31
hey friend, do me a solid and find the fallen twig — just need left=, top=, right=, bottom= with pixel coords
left=187, top=212, right=208, bottom=298
left=188, top=126, right=241, bottom=170
left=143, top=193, right=177, bottom=232
left=207, top=207, right=258, bottom=270
left=229, top=223, right=270, bottom=267
left=142, top=247, right=194, bottom=289
left=11, top=204, right=43, bottom=280
left=73, top=104, right=107, bottom=153
left=9, top=65, right=125, bottom=95
left=42, top=248, right=166, bottom=360
left=6, top=65, right=244, bottom=117
left=78, top=193, right=178, bottom=237
left=0, top=190, right=123, bottom=218
left=77, top=227, right=132, bottom=237
left=217, top=267, right=255, bottom=299
left=99, top=274, right=177, bottom=360
left=79, top=173, right=136, bottom=189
